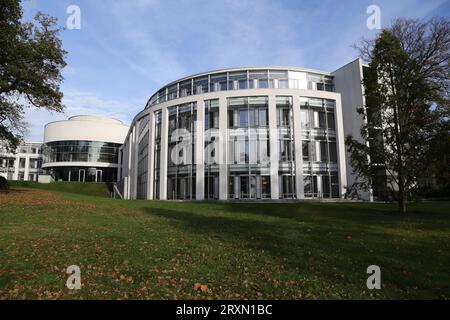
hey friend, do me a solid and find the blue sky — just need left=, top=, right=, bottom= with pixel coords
left=22, top=0, right=450, bottom=141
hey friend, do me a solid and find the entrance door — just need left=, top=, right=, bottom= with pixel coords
left=78, top=169, right=85, bottom=182
left=95, top=170, right=102, bottom=183
left=240, top=176, right=249, bottom=199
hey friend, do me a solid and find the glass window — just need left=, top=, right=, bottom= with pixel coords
left=194, top=77, right=208, bottom=94
left=258, top=108, right=268, bottom=127
left=331, top=175, right=339, bottom=198
left=249, top=70, right=268, bottom=89
left=327, top=112, right=335, bottom=130
left=239, top=139, right=249, bottom=164
left=179, top=80, right=192, bottom=97
left=249, top=109, right=256, bottom=127
left=205, top=100, right=219, bottom=131
left=322, top=175, right=331, bottom=198
left=304, top=175, right=318, bottom=197
left=278, top=79, right=289, bottom=89
left=42, top=141, right=121, bottom=165
left=229, top=72, right=248, bottom=90
left=239, top=79, right=248, bottom=89
left=167, top=103, right=197, bottom=200
left=302, top=141, right=310, bottom=161
left=239, top=110, right=248, bottom=127
left=157, top=89, right=166, bottom=103
left=270, top=70, right=289, bottom=89
left=210, top=73, right=227, bottom=92
left=228, top=110, right=235, bottom=128
left=319, top=111, right=327, bottom=129
left=320, top=141, right=328, bottom=162
left=279, top=140, right=293, bottom=161
left=300, top=110, right=309, bottom=129
left=168, top=84, right=178, bottom=100
left=19, top=158, right=25, bottom=168
left=258, top=79, right=269, bottom=88
left=329, top=142, right=337, bottom=163
left=281, top=175, right=295, bottom=198
left=261, top=176, right=271, bottom=198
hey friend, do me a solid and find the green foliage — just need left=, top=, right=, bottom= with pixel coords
left=0, top=176, right=8, bottom=190
left=347, top=18, right=450, bottom=213
left=0, top=0, right=67, bottom=151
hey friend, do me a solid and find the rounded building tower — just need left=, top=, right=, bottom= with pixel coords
left=120, top=67, right=347, bottom=200
left=42, top=115, right=129, bottom=182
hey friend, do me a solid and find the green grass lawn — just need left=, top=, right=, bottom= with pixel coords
left=8, top=181, right=113, bottom=198
left=0, top=187, right=449, bottom=299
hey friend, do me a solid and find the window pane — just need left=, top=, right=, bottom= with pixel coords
left=329, top=142, right=337, bottom=163
left=302, top=141, right=310, bottom=161
left=300, top=110, right=309, bottom=128
left=327, top=112, right=335, bottom=130
left=319, top=111, right=326, bottom=128
left=259, top=108, right=267, bottom=126
left=239, top=110, right=248, bottom=127
left=320, top=141, right=328, bottom=162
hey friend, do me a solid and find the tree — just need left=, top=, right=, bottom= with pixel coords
left=346, top=18, right=450, bottom=213
left=0, top=0, right=66, bottom=150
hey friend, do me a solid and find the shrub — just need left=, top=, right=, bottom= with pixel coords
left=0, top=176, right=9, bottom=190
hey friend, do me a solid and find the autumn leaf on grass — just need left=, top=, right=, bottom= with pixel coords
left=194, top=283, right=209, bottom=293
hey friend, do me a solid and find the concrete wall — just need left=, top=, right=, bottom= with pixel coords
left=44, top=115, right=128, bottom=144
left=332, top=58, right=372, bottom=200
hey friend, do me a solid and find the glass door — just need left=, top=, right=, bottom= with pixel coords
left=240, top=175, right=249, bottom=199
left=95, top=170, right=102, bottom=183
left=78, top=169, right=85, bottom=182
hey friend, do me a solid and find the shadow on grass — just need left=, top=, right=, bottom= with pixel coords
left=139, top=202, right=445, bottom=288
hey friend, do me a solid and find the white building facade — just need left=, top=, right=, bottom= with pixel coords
left=42, top=115, right=129, bottom=182
left=120, top=66, right=355, bottom=200
left=0, top=142, right=43, bottom=181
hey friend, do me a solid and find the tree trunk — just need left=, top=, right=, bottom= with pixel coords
left=398, top=183, right=407, bottom=214
left=389, top=70, right=407, bottom=214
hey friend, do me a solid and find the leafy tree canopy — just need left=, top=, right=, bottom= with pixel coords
left=347, top=18, right=449, bottom=213
left=0, top=0, right=66, bottom=151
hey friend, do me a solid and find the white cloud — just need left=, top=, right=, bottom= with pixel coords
left=105, top=0, right=305, bottom=82
left=23, top=89, right=144, bottom=141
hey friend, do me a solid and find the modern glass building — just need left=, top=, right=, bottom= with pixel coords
left=42, top=115, right=129, bottom=182
left=119, top=65, right=353, bottom=200
left=0, top=141, right=43, bottom=181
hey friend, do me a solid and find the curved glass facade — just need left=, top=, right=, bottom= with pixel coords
left=49, top=166, right=117, bottom=182
left=42, top=140, right=121, bottom=183
left=121, top=66, right=347, bottom=201
left=42, top=141, right=121, bottom=164
left=146, top=68, right=334, bottom=108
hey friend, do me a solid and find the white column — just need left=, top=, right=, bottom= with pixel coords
left=218, top=97, right=228, bottom=200
left=124, top=177, right=128, bottom=199
left=134, top=127, right=140, bottom=199
left=127, top=133, right=133, bottom=199
left=268, top=94, right=279, bottom=200
left=317, top=175, right=323, bottom=198
left=334, top=96, right=347, bottom=198
left=159, top=107, right=169, bottom=200
left=13, top=155, right=19, bottom=180
left=24, top=156, right=30, bottom=181
left=195, top=99, right=205, bottom=200
left=147, top=112, right=155, bottom=200
left=292, top=95, right=305, bottom=199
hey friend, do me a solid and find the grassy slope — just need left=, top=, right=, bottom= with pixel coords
left=0, top=187, right=449, bottom=299
left=8, top=181, right=112, bottom=198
